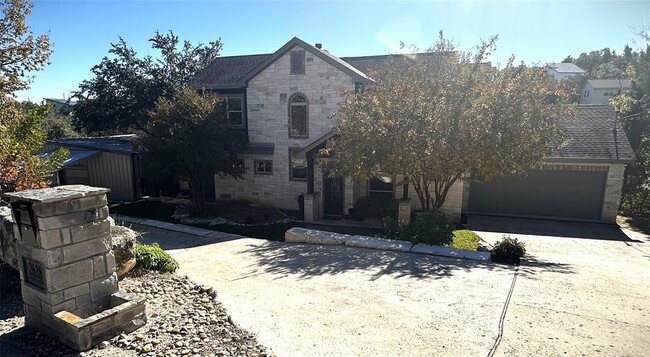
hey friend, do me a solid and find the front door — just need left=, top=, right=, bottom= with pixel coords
left=323, top=176, right=344, bottom=217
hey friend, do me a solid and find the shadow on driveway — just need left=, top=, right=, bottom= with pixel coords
left=465, top=214, right=643, bottom=242
left=238, top=240, right=576, bottom=281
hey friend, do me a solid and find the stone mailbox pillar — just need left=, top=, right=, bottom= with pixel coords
left=5, top=185, right=146, bottom=351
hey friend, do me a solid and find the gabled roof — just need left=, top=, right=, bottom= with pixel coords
left=550, top=104, right=635, bottom=163
left=191, top=37, right=376, bottom=89
left=546, top=63, right=586, bottom=74
left=44, top=98, right=76, bottom=106
left=191, top=54, right=271, bottom=89
left=48, top=135, right=139, bottom=154
left=237, top=37, right=370, bottom=86
left=586, top=79, right=632, bottom=89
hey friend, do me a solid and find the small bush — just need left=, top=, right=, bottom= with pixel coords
left=382, top=217, right=413, bottom=241
left=353, top=196, right=396, bottom=221
left=451, top=230, right=480, bottom=250
left=412, top=211, right=453, bottom=246
left=491, top=235, right=526, bottom=264
left=135, top=242, right=179, bottom=272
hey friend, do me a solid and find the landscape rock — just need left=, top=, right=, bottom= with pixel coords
left=344, top=235, right=413, bottom=253
left=0, top=264, right=269, bottom=356
left=0, top=206, right=18, bottom=270
left=109, top=223, right=137, bottom=278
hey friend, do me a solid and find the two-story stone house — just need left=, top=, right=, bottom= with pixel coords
left=192, top=37, right=634, bottom=223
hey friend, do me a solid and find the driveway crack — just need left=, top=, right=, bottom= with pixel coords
left=487, top=267, right=519, bottom=357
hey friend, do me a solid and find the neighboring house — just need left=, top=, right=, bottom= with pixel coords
left=43, top=98, right=76, bottom=114
left=192, top=37, right=634, bottom=223
left=545, top=63, right=586, bottom=81
left=41, top=135, right=143, bottom=202
left=581, top=79, right=632, bottom=104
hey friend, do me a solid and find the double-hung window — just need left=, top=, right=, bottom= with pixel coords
left=254, top=160, right=273, bottom=175
left=226, top=96, right=244, bottom=127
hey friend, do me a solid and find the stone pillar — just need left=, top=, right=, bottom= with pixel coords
left=5, top=185, right=145, bottom=351
left=397, top=199, right=412, bottom=223
left=344, top=178, right=354, bottom=218
left=601, top=164, right=625, bottom=222
left=303, top=193, right=321, bottom=222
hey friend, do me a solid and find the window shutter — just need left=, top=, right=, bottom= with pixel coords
left=290, top=51, right=305, bottom=75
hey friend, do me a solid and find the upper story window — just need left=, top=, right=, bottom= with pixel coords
left=290, top=50, right=305, bottom=75
left=226, top=97, right=244, bottom=127
left=289, top=94, right=308, bottom=137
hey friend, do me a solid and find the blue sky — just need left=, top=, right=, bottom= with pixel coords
left=17, top=0, right=650, bottom=102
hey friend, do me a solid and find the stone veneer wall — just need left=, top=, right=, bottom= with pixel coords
left=215, top=44, right=356, bottom=210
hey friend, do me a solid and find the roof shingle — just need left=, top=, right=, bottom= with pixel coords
left=551, top=104, right=635, bottom=163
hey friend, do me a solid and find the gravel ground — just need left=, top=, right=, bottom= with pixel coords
left=0, top=263, right=270, bottom=356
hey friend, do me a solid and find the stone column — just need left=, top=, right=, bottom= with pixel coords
left=344, top=178, right=354, bottom=218
left=397, top=199, right=412, bottom=223
left=5, top=185, right=145, bottom=351
left=303, top=193, right=321, bottom=222
left=601, top=164, right=625, bottom=222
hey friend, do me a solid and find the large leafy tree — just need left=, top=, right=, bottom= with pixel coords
left=562, top=46, right=636, bottom=79
left=73, top=31, right=222, bottom=134
left=611, top=44, right=650, bottom=214
left=0, top=0, right=50, bottom=94
left=325, top=33, right=568, bottom=211
left=139, top=87, right=246, bottom=212
left=1, top=98, right=68, bottom=192
left=0, top=0, right=66, bottom=195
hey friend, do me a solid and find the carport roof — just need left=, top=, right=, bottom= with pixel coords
left=48, top=135, right=138, bottom=154
left=550, top=104, right=635, bottom=163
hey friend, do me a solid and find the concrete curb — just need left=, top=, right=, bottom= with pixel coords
left=284, top=227, right=491, bottom=262
left=109, top=214, right=242, bottom=240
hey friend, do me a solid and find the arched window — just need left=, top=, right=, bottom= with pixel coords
left=289, top=94, right=308, bottom=137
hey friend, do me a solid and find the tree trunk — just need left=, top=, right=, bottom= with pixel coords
left=189, top=176, right=206, bottom=214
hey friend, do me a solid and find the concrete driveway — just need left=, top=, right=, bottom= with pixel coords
left=131, top=223, right=514, bottom=356
left=466, top=215, right=650, bottom=357
left=131, top=216, right=650, bottom=357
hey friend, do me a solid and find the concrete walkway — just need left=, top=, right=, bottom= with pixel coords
left=130, top=222, right=514, bottom=357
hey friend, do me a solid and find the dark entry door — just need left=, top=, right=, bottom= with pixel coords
left=323, top=176, right=344, bottom=217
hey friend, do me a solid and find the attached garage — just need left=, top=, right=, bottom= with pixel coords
left=464, top=105, right=636, bottom=222
left=468, top=169, right=607, bottom=219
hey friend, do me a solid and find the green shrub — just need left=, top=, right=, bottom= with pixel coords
left=382, top=217, right=413, bottom=241
left=353, top=196, right=396, bottom=220
left=412, top=211, right=453, bottom=246
left=451, top=230, right=480, bottom=250
left=491, top=235, right=526, bottom=263
left=135, top=242, right=179, bottom=273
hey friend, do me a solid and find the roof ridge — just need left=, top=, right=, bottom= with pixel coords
left=211, top=53, right=273, bottom=60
